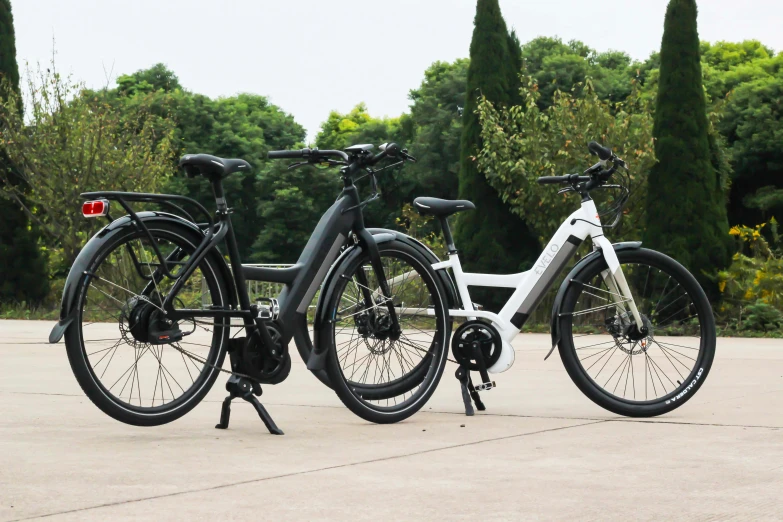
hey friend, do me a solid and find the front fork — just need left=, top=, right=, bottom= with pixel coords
left=354, top=228, right=400, bottom=333
left=596, top=239, right=643, bottom=327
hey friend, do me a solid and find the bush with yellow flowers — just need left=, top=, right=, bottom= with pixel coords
left=716, top=219, right=783, bottom=332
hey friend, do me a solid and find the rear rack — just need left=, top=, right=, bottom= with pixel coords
left=80, top=191, right=218, bottom=282
left=81, top=191, right=214, bottom=229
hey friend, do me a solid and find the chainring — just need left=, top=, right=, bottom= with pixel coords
left=451, top=320, right=502, bottom=371
left=230, top=322, right=291, bottom=385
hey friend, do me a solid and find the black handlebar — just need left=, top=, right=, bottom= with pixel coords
left=267, top=148, right=350, bottom=162
left=268, top=143, right=415, bottom=168
left=267, top=149, right=307, bottom=159
left=588, top=141, right=613, bottom=161
left=537, top=142, right=625, bottom=194
left=537, top=175, right=591, bottom=185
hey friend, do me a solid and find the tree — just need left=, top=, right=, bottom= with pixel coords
left=250, top=165, right=336, bottom=263
left=720, top=74, right=783, bottom=225
left=644, top=0, right=731, bottom=292
left=519, top=37, right=638, bottom=108
left=0, top=67, right=176, bottom=272
left=455, top=0, right=540, bottom=304
left=401, top=59, right=469, bottom=204
left=314, top=103, right=405, bottom=228
left=0, top=0, right=48, bottom=305
left=477, top=78, right=656, bottom=243
left=94, top=65, right=307, bottom=259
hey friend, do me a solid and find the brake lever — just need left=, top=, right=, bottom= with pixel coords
left=557, top=186, right=576, bottom=195
left=287, top=161, right=308, bottom=170
left=400, top=149, right=417, bottom=162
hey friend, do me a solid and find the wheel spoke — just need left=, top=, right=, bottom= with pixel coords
left=567, top=260, right=708, bottom=405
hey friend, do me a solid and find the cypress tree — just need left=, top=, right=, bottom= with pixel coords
left=644, top=0, right=730, bottom=293
left=0, top=0, right=49, bottom=305
left=455, top=0, right=539, bottom=308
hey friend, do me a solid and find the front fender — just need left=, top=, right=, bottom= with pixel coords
left=305, top=233, right=397, bottom=371
left=48, top=212, right=235, bottom=344
left=546, top=241, right=642, bottom=359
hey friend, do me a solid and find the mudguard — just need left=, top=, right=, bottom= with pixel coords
left=48, top=212, right=236, bottom=344
left=367, top=228, right=460, bottom=309
left=547, top=241, right=642, bottom=358
left=305, top=229, right=457, bottom=372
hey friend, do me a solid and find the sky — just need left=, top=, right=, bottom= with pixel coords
left=12, top=0, right=783, bottom=143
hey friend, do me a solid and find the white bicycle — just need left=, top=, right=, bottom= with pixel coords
left=413, top=142, right=716, bottom=417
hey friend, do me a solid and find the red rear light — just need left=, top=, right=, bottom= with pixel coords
left=82, top=199, right=110, bottom=218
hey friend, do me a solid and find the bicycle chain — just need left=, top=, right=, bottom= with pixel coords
left=169, top=341, right=256, bottom=380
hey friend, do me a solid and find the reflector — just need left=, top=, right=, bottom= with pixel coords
left=82, top=199, right=109, bottom=218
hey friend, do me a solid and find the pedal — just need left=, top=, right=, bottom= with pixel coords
left=255, top=298, right=279, bottom=321
left=474, top=381, right=496, bottom=392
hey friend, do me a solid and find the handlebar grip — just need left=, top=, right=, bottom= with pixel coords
left=537, top=176, right=569, bottom=185
left=588, top=141, right=613, bottom=161
left=268, top=149, right=308, bottom=159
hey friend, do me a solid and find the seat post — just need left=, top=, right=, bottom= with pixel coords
left=210, top=178, right=228, bottom=214
left=439, top=217, right=458, bottom=255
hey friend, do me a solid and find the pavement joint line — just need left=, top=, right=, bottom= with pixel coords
left=695, top=388, right=783, bottom=406
left=7, top=420, right=608, bottom=522
left=2, top=390, right=781, bottom=430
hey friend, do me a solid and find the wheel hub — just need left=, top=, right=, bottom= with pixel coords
left=119, top=297, right=156, bottom=346
left=606, top=312, right=654, bottom=355
left=353, top=299, right=399, bottom=345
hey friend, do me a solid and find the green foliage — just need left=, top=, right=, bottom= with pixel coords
left=717, top=221, right=783, bottom=332
left=0, top=0, right=20, bottom=108
left=720, top=73, right=783, bottom=225
left=719, top=222, right=783, bottom=304
left=477, top=78, right=656, bottom=243
left=456, top=0, right=540, bottom=291
left=403, top=59, right=469, bottom=203
left=94, top=65, right=307, bottom=258
left=250, top=165, right=336, bottom=263
left=0, top=66, right=176, bottom=275
left=116, top=63, right=182, bottom=95
left=314, top=103, right=407, bottom=229
left=644, top=0, right=731, bottom=294
left=742, top=300, right=783, bottom=332
left=395, top=204, right=446, bottom=258
left=0, top=0, right=49, bottom=305
left=519, top=37, right=639, bottom=107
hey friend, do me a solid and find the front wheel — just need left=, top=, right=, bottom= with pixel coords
left=320, top=240, right=451, bottom=424
left=558, top=248, right=716, bottom=417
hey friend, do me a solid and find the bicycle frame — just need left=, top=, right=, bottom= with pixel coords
left=51, top=172, right=397, bottom=359
left=430, top=198, right=643, bottom=374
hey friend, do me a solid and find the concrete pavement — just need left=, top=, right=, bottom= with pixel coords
left=1, top=320, right=781, bottom=521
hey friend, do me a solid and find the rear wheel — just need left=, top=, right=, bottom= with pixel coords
left=321, top=240, right=450, bottom=424
left=558, top=248, right=715, bottom=417
left=64, top=221, right=230, bottom=426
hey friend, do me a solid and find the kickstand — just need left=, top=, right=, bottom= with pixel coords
left=215, top=375, right=284, bottom=435
left=456, top=366, right=486, bottom=416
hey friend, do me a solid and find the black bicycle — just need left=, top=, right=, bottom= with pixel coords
left=49, top=143, right=453, bottom=433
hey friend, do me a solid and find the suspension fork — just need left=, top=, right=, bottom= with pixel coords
left=597, top=239, right=643, bottom=327
left=355, top=228, right=400, bottom=331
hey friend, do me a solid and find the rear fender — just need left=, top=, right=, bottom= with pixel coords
left=48, top=212, right=236, bottom=344
left=546, top=241, right=642, bottom=359
left=367, top=228, right=460, bottom=309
